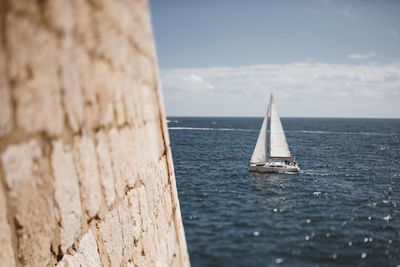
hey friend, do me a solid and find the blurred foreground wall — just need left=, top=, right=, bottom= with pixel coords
left=0, top=0, right=189, bottom=266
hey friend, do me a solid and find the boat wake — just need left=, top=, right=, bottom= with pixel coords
left=290, top=130, right=395, bottom=136
left=168, top=128, right=394, bottom=136
left=168, top=127, right=257, bottom=132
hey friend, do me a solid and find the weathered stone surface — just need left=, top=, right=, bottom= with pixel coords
left=0, top=77, right=12, bottom=137
left=118, top=198, right=135, bottom=264
left=0, top=23, right=12, bottom=137
left=111, top=70, right=126, bottom=126
left=120, top=75, right=137, bottom=125
left=70, top=0, right=95, bottom=51
left=7, top=13, right=64, bottom=136
left=95, top=131, right=115, bottom=207
left=1, top=140, right=56, bottom=266
left=73, top=135, right=102, bottom=218
left=0, top=183, right=15, bottom=266
left=57, top=229, right=100, bottom=267
left=126, top=189, right=144, bottom=265
left=93, top=10, right=129, bottom=70
left=107, top=128, right=127, bottom=198
left=0, top=0, right=190, bottom=266
left=125, top=0, right=157, bottom=60
left=59, top=48, right=84, bottom=132
left=99, top=209, right=123, bottom=267
left=136, top=185, right=156, bottom=263
left=57, top=253, right=86, bottom=267
left=51, top=140, right=82, bottom=253
left=44, top=0, right=75, bottom=37
left=91, top=60, right=114, bottom=127
left=79, top=229, right=101, bottom=267
left=119, top=127, right=139, bottom=188
left=9, top=0, right=41, bottom=16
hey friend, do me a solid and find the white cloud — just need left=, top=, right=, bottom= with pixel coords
left=160, top=62, right=400, bottom=117
left=341, top=9, right=357, bottom=20
left=161, top=61, right=400, bottom=99
left=348, top=52, right=376, bottom=60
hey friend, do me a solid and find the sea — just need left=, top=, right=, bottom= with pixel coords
left=167, top=117, right=400, bottom=267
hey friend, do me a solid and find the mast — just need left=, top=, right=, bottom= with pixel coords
left=268, top=94, right=272, bottom=162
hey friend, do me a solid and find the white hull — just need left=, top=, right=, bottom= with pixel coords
left=249, top=162, right=299, bottom=173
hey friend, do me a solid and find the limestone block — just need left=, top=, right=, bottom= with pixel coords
left=108, top=128, right=125, bottom=198
left=74, top=48, right=99, bottom=130
left=0, top=29, right=12, bottom=137
left=70, top=0, right=96, bottom=52
left=118, top=198, right=135, bottom=264
left=121, top=81, right=160, bottom=135
left=57, top=229, right=100, bottom=267
left=93, top=10, right=129, bottom=70
left=59, top=48, right=84, bottom=132
left=124, top=0, right=156, bottom=59
left=1, top=140, right=56, bottom=266
left=73, top=135, right=102, bottom=218
left=0, top=80, right=12, bottom=137
left=119, top=128, right=139, bottom=188
left=126, top=125, right=161, bottom=183
left=80, top=58, right=114, bottom=129
left=44, top=0, right=75, bottom=38
left=120, top=74, right=138, bottom=125
left=143, top=166, right=160, bottom=220
left=133, top=53, right=157, bottom=86
left=57, top=253, right=86, bottom=267
left=79, top=229, right=101, bottom=267
left=127, top=188, right=154, bottom=267
left=51, top=140, right=82, bottom=253
left=8, top=0, right=41, bottom=17
left=139, top=82, right=160, bottom=123
left=110, top=70, right=126, bottom=126
left=91, top=60, right=114, bottom=127
left=6, top=14, right=64, bottom=136
left=126, top=190, right=141, bottom=240
left=137, top=185, right=150, bottom=233
left=95, top=131, right=115, bottom=207
left=162, top=182, right=174, bottom=226
left=157, top=187, right=182, bottom=266
left=153, top=198, right=169, bottom=264
left=124, top=81, right=153, bottom=126
left=0, top=183, right=16, bottom=266
left=99, top=209, right=123, bottom=267
left=109, top=128, right=139, bottom=198
left=136, top=184, right=160, bottom=263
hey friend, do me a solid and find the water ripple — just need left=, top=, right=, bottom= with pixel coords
left=170, top=117, right=400, bottom=267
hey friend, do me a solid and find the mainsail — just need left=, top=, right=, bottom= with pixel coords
left=250, top=105, right=269, bottom=163
left=269, top=96, right=291, bottom=158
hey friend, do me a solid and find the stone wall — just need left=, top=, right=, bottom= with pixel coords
left=0, top=0, right=190, bottom=266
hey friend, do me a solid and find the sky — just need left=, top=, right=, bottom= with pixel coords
left=149, top=0, right=400, bottom=118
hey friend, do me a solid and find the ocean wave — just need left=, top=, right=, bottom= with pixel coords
left=168, top=127, right=257, bottom=132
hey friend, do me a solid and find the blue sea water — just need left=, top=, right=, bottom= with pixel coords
left=168, top=117, right=400, bottom=267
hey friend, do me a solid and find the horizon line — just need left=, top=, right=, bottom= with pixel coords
left=166, top=115, right=400, bottom=119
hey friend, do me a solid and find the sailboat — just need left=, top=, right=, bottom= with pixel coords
left=249, top=94, right=299, bottom=173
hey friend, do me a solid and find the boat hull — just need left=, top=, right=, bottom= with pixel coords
left=249, top=162, right=299, bottom=173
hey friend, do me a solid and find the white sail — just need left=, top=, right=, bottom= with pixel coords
left=250, top=106, right=269, bottom=163
left=269, top=96, right=291, bottom=158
